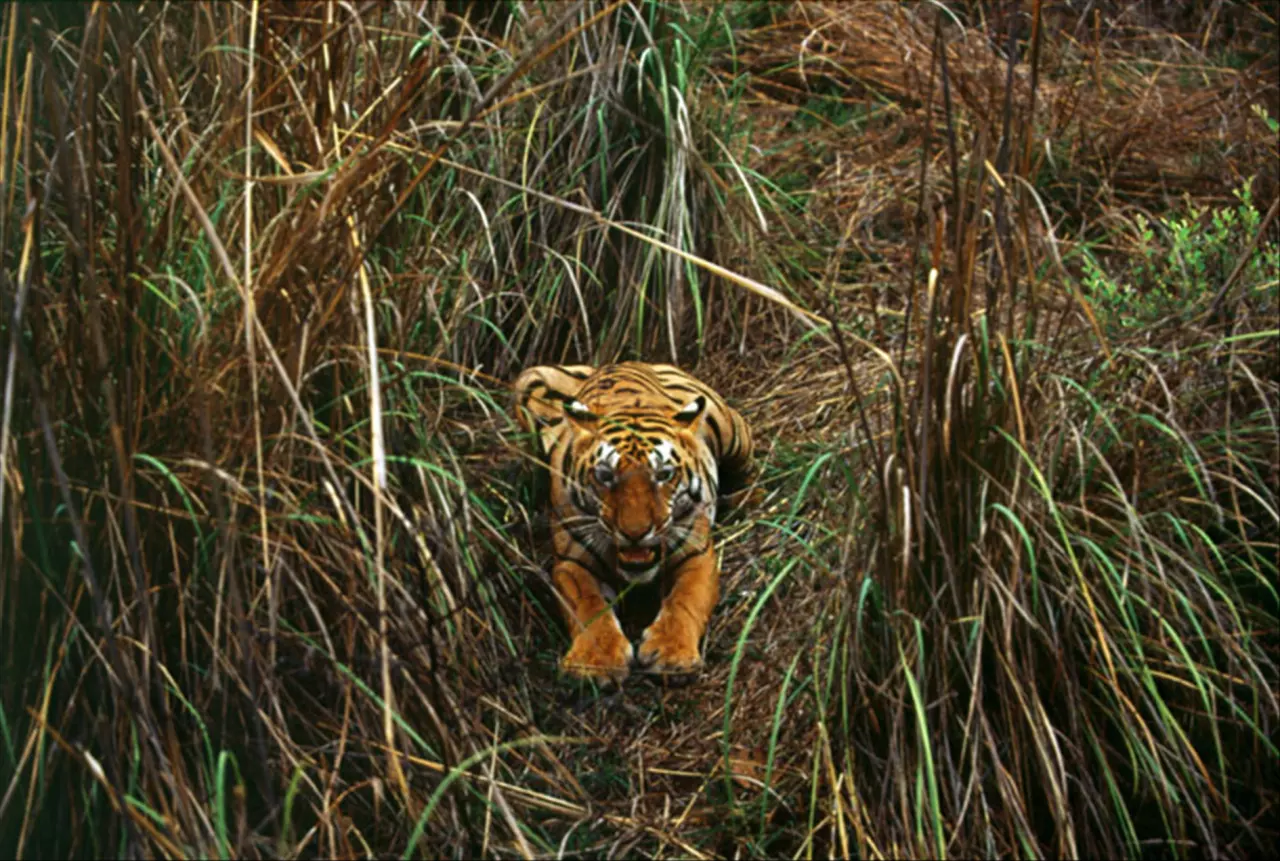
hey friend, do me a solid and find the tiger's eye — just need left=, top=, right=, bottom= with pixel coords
left=654, top=464, right=674, bottom=483
left=594, top=462, right=615, bottom=485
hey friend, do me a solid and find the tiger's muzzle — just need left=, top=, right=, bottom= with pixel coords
left=612, top=524, right=662, bottom=582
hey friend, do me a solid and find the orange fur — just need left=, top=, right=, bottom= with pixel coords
left=636, top=544, right=719, bottom=673
left=552, top=560, right=633, bottom=681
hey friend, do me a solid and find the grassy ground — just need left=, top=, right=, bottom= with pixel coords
left=1, top=1, right=1277, bottom=858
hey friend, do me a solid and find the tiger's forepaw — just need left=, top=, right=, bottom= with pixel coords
left=637, top=611, right=703, bottom=677
left=561, top=625, right=633, bottom=684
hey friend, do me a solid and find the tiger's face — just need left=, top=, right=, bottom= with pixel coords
left=562, top=397, right=714, bottom=583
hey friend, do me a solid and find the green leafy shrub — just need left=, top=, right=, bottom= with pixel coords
left=1082, top=179, right=1279, bottom=331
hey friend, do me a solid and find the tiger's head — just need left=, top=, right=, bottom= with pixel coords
left=560, top=395, right=714, bottom=584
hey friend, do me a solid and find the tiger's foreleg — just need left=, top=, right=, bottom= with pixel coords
left=552, top=557, right=633, bottom=683
left=636, top=537, right=719, bottom=675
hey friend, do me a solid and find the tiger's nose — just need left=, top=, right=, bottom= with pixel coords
left=619, top=523, right=653, bottom=543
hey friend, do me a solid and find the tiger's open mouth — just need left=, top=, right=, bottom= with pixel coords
left=617, top=546, right=657, bottom=570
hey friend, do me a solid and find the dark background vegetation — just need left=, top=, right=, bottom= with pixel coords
left=1, top=1, right=1277, bottom=858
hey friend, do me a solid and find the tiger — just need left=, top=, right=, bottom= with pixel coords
left=513, top=362, right=756, bottom=683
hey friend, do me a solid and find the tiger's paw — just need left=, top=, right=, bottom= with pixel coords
left=560, top=624, right=633, bottom=685
left=636, top=610, right=703, bottom=678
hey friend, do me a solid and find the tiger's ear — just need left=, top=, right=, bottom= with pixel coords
left=674, top=395, right=707, bottom=430
left=564, top=399, right=599, bottom=431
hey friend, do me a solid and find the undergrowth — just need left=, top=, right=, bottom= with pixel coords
left=1080, top=178, right=1280, bottom=331
left=1, top=1, right=1277, bottom=859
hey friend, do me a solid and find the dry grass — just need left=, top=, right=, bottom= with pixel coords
left=1, top=1, right=1277, bottom=858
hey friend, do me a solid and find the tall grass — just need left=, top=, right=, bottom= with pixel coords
left=1, top=1, right=1276, bottom=858
left=808, top=4, right=1279, bottom=857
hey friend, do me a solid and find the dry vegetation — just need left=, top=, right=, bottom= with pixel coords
left=1, top=1, right=1278, bottom=858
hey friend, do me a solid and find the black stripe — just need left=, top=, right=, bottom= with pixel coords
left=562, top=529, right=610, bottom=572
left=570, top=484, right=599, bottom=516
left=556, top=548, right=609, bottom=579
left=662, top=383, right=700, bottom=399
left=706, top=414, right=725, bottom=455
left=666, top=539, right=711, bottom=570
left=664, top=529, right=694, bottom=559
left=602, top=420, right=673, bottom=435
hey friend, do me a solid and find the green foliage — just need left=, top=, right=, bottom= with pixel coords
left=1254, top=103, right=1280, bottom=136
left=1082, top=179, right=1279, bottom=331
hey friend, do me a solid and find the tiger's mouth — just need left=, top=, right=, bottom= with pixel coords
left=616, top=546, right=657, bottom=571
left=617, top=546, right=656, bottom=565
